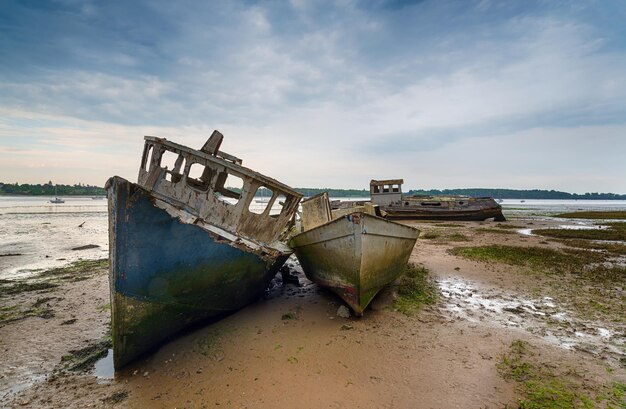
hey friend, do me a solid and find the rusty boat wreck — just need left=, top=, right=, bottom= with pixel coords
left=289, top=193, right=419, bottom=316
left=370, top=179, right=506, bottom=221
left=106, top=131, right=302, bottom=368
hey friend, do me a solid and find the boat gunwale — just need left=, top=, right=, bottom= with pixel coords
left=143, top=136, right=303, bottom=199
left=290, top=210, right=420, bottom=247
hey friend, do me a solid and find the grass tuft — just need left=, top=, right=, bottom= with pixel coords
left=554, top=211, right=626, bottom=220
left=534, top=223, right=626, bottom=241
left=393, top=264, right=438, bottom=316
left=553, top=239, right=626, bottom=256
left=499, top=340, right=626, bottom=409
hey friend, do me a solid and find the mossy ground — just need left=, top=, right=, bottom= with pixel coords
left=449, top=245, right=625, bottom=323
left=421, top=230, right=471, bottom=242
left=61, top=336, right=112, bottom=372
left=477, top=228, right=516, bottom=235
left=534, top=223, right=626, bottom=241
left=552, top=239, right=626, bottom=256
left=554, top=211, right=626, bottom=220
left=393, top=264, right=438, bottom=316
left=0, top=297, right=58, bottom=326
left=0, top=258, right=108, bottom=296
left=499, top=340, right=626, bottom=409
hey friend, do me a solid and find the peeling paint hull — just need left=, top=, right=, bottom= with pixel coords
left=107, top=177, right=289, bottom=368
left=290, top=213, right=419, bottom=315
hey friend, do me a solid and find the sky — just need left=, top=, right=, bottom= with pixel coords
left=1, top=0, right=625, bottom=193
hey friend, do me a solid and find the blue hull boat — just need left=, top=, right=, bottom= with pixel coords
left=107, top=131, right=302, bottom=368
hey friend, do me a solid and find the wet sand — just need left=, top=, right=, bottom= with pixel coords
left=1, top=217, right=625, bottom=408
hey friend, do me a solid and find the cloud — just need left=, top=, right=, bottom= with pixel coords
left=0, top=0, right=625, bottom=192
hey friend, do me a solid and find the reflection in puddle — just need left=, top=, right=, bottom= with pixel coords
left=93, top=349, right=114, bottom=380
left=438, top=277, right=625, bottom=364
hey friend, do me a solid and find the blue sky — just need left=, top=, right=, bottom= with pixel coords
left=1, top=0, right=625, bottom=193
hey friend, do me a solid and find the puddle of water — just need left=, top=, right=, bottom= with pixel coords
left=93, top=349, right=114, bottom=380
left=517, top=228, right=534, bottom=236
left=557, top=224, right=608, bottom=230
left=437, top=277, right=626, bottom=364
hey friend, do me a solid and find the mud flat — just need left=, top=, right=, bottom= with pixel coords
left=1, top=215, right=625, bottom=408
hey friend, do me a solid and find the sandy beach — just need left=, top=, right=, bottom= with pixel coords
left=2, top=209, right=625, bottom=408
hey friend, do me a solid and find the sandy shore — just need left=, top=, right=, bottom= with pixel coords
left=1, top=217, right=625, bottom=408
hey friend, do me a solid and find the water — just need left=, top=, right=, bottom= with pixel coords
left=93, top=349, right=115, bottom=380
left=2, top=196, right=625, bottom=280
left=0, top=194, right=313, bottom=280
left=0, top=196, right=108, bottom=280
left=501, top=199, right=626, bottom=219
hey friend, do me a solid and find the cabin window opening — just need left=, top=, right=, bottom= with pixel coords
left=392, top=185, right=400, bottom=193
left=372, top=185, right=380, bottom=194
left=383, top=185, right=390, bottom=193
left=249, top=186, right=273, bottom=214
left=270, top=193, right=287, bottom=217
left=160, top=150, right=184, bottom=183
left=160, top=149, right=179, bottom=171
left=187, top=162, right=212, bottom=191
left=215, top=172, right=244, bottom=205
left=143, top=145, right=153, bottom=172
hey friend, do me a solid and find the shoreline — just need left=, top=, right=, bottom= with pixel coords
left=1, top=214, right=625, bottom=408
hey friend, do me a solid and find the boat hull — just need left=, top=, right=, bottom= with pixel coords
left=381, top=197, right=505, bottom=221
left=382, top=206, right=505, bottom=221
left=108, top=177, right=289, bottom=368
left=290, top=213, right=419, bottom=315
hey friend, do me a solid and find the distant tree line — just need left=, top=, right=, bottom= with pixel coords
left=2, top=182, right=624, bottom=200
left=0, top=181, right=106, bottom=196
left=404, top=188, right=626, bottom=200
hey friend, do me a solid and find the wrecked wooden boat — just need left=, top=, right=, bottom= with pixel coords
left=106, top=131, right=302, bottom=368
left=289, top=193, right=419, bottom=315
left=370, top=179, right=506, bottom=221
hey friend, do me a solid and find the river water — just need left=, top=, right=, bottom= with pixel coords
left=1, top=196, right=626, bottom=280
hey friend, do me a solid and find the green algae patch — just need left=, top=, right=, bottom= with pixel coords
left=446, top=232, right=470, bottom=241
left=450, top=245, right=624, bottom=322
left=552, top=239, right=626, bottom=256
left=0, top=259, right=108, bottom=297
left=499, top=340, right=626, bottom=409
left=449, top=245, right=607, bottom=274
left=436, top=223, right=465, bottom=228
left=420, top=230, right=441, bottom=240
left=495, top=223, right=527, bottom=229
left=554, top=211, right=626, bottom=219
left=62, top=338, right=112, bottom=372
left=41, top=258, right=108, bottom=279
left=393, top=265, right=438, bottom=316
left=477, top=228, right=516, bottom=235
left=0, top=297, right=57, bottom=326
left=421, top=230, right=470, bottom=242
left=534, top=224, right=626, bottom=241
left=0, top=281, right=58, bottom=296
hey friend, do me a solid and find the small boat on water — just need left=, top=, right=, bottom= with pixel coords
left=106, top=130, right=302, bottom=368
left=289, top=193, right=419, bottom=315
left=49, top=186, right=64, bottom=203
left=369, top=179, right=506, bottom=221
